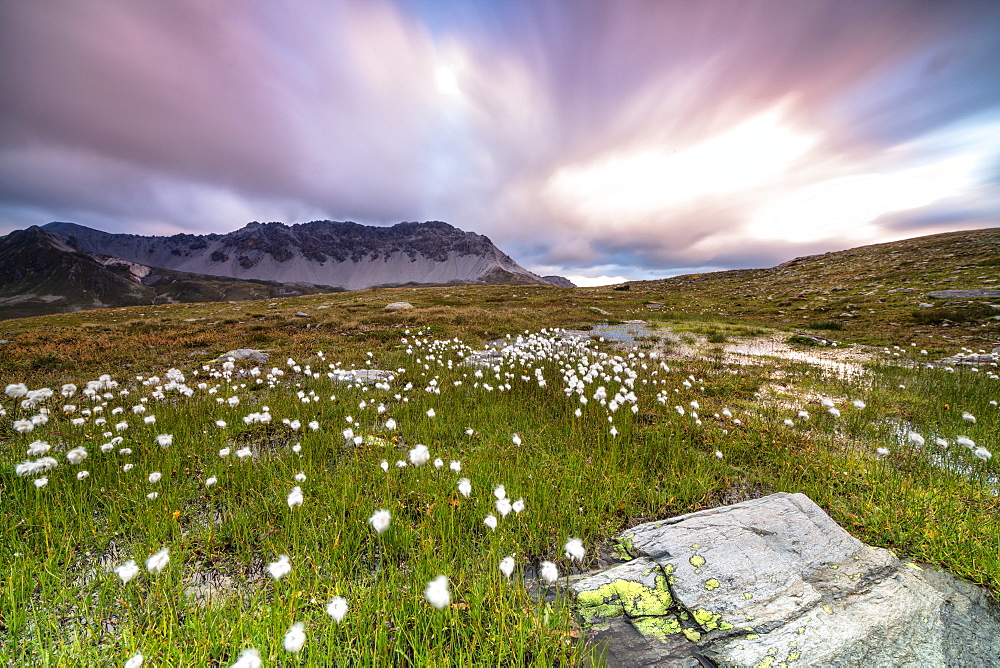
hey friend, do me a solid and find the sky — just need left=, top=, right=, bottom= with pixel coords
left=1, top=0, right=999, bottom=286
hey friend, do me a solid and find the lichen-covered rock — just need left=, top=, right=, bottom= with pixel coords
left=571, top=493, right=1000, bottom=667
left=212, top=348, right=269, bottom=363
left=329, top=369, right=394, bottom=385
left=384, top=301, right=413, bottom=311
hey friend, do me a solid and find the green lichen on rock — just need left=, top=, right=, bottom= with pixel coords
left=693, top=608, right=732, bottom=631
left=612, top=535, right=636, bottom=561
left=575, top=572, right=673, bottom=623
left=705, top=578, right=721, bottom=590
left=632, top=615, right=683, bottom=641
left=689, top=554, right=707, bottom=568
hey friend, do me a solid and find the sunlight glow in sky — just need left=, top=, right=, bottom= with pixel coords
left=1, top=0, right=998, bottom=282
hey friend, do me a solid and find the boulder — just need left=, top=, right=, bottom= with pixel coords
left=384, top=301, right=414, bottom=311
left=926, top=289, right=1000, bottom=299
left=212, top=349, right=269, bottom=363
left=571, top=493, right=1000, bottom=667
left=329, top=369, right=394, bottom=385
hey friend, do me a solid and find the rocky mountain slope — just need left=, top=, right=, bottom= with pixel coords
left=0, top=220, right=572, bottom=319
left=42, top=220, right=561, bottom=291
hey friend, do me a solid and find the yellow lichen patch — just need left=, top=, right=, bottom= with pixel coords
left=823, top=604, right=833, bottom=615
left=632, top=615, right=683, bottom=642
left=689, top=554, right=706, bottom=568
left=742, top=592, right=754, bottom=599
left=705, top=578, right=721, bottom=590
left=576, top=572, right=673, bottom=624
left=692, top=608, right=730, bottom=631
left=682, top=627, right=702, bottom=642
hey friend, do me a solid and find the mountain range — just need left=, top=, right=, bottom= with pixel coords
left=0, top=220, right=571, bottom=319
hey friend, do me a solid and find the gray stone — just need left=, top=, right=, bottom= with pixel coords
left=571, top=493, right=1000, bottom=667
left=591, top=307, right=613, bottom=316
left=927, top=289, right=1000, bottom=299
left=918, top=303, right=934, bottom=308
left=329, top=369, right=394, bottom=385
left=384, top=301, right=414, bottom=310
left=294, top=311, right=310, bottom=318
left=212, top=349, right=270, bottom=363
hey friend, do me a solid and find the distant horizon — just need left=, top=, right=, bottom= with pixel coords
left=17, top=217, right=997, bottom=288
left=2, top=0, right=999, bottom=284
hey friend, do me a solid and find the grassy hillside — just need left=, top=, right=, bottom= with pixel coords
left=1, top=228, right=998, bottom=665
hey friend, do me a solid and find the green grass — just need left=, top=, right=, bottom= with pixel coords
left=1, top=229, right=999, bottom=664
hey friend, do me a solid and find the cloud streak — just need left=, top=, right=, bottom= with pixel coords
left=1, top=0, right=998, bottom=282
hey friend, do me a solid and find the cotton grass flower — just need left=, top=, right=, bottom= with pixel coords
left=385, top=418, right=397, bottom=430
left=267, top=555, right=292, bottom=580
left=205, top=476, right=217, bottom=488
left=828, top=408, right=841, bottom=418
left=973, top=447, right=992, bottom=461
left=146, top=492, right=158, bottom=500
left=235, top=447, right=252, bottom=460
left=326, top=596, right=348, bottom=622
left=493, top=484, right=506, bottom=500
left=283, top=623, right=306, bottom=653
left=230, top=648, right=262, bottom=668
left=368, top=510, right=391, bottom=534
left=219, top=447, right=231, bottom=457
left=26, top=440, right=50, bottom=456
left=433, top=458, right=444, bottom=468
left=294, top=472, right=306, bottom=483
left=380, top=460, right=389, bottom=472
left=426, top=408, right=436, bottom=418
left=145, top=548, right=169, bottom=575
left=287, top=486, right=304, bottom=509
left=148, top=472, right=161, bottom=484
left=962, top=412, right=977, bottom=423
left=13, top=419, right=34, bottom=433
left=6, top=383, right=28, bottom=398
left=496, top=497, right=512, bottom=517
left=483, top=514, right=498, bottom=531
left=499, top=556, right=515, bottom=579
left=956, top=436, right=975, bottom=448
left=124, top=652, right=143, bottom=668
left=155, top=434, right=173, bottom=448
left=458, top=478, right=472, bottom=497
left=565, top=538, right=586, bottom=562
left=450, top=460, right=462, bottom=472
left=853, top=400, right=866, bottom=410
left=408, top=444, right=430, bottom=466
left=876, top=447, right=890, bottom=457
left=540, top=561, right=558, bottom=585
left=512, top=433, right=522, bottom=446
left=908, top=432, right=926, bottom=447
left=116, top=560, right=140, bottom=584
left=783, top=419, right=794, bottom=427
left=33, top=477, right=48, bottom=488
left=424, top=575, right=450, bottom=609
left=512, top=498, right=525, bottom=513
left=77, top=470, right=90, bottom=480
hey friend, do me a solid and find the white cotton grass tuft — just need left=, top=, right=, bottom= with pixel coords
left=449, top=460, right=461, bottom=472
left=433, top=458, right=444, bottom=468
left=956, top=436, right=975, bottom=448
left=145, top=548, right=170, bottom=575
left=123, top=652, right=144, bottom=668
left=500, top=556, right=516, bottom=579
left=496, top=497, right=512, bottom=517
left=783, top=419, right=794, bottom=427
left=66, top=447, right=88, bottom=464
left=540, top=560, right=559, bottom=585
left=77, top=470, right=90, bottom=480
left=148, top=472, right=161, bottom=484
left=380, top=460, right=389, bottom=473
left=876, top=447, right=890, bottom=457
left=962, top=412, right=976, bottom=423
left=326, top=596, right=348, bottom=622
left=483, top=514, right=498, bottom=531
left=512, top=498, right=525, bottom=513
left=828, top=408, right=841, bottom=418
left=34, top=477, right=48, bottom=488
left=512, top=433, right=522, bottom=446
left=294, top=472, right=306, bottom=483
left=287, top=486, right=304, bottom=509
left=821, top=398, right=834, bottom=408
left=368, top=509, right=391, bottom=534
left=935, top=437, right=949, bottom=447
left=458, top=478, right=472, bottom=497
left=283, top=622, right=306, bottom=653
left=205, top=476, right=218, bottom=488
left=972, top=446, right=992, bottom=461
left=426, top=408, right=436, bottom=418
left=564, top=538, right=586, bottom=562
left=385, top=418, right=397, bottom=430
left=853, top=400, right=866, bottom=410
left=155, top=434, right=173, bottom=448
left=908, top=431, right=925, bottom=446
left=267, top=554, right=292, bottom=580
left=146, top=492, right=158, bottom=500
left=229, top=648, right=262, bottom=668
left=116, top=560, right=141, bottom=584
left=219, top=447, right=231, bottom=457
left=424, top=575, right=450, bottom=609
left=26, top=440, right=50, bottom=456
left=235, top=447, right=252, bottom=460
left=493, top=484, right=506, bottom=500
left=408, top=444, right=430, bottom=466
